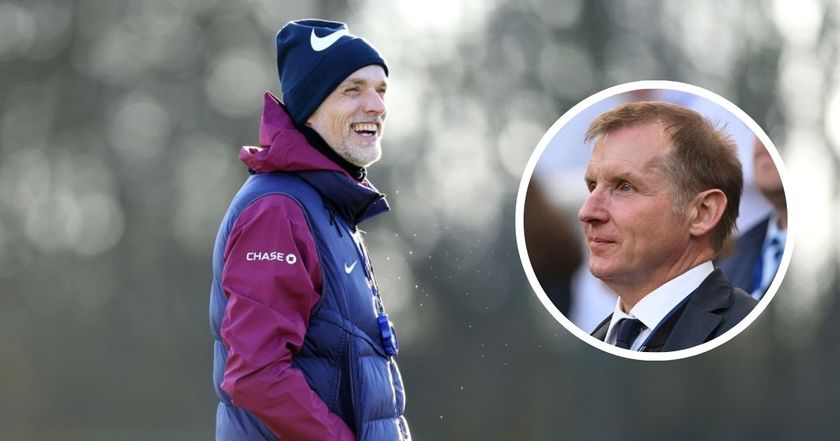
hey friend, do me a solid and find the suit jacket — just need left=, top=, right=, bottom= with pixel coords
left=591, top=269, right=758, bottom=352
left=717, top=217, right=770, bottom=293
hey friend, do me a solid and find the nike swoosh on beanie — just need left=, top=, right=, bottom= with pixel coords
left=275, top=19, right=389, bottom=126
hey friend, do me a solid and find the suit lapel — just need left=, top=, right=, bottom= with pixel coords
left=591, top=314, right=613, bottom=341
left=659, top=302, right=723, bottom=351
left=640, top=298, right=688, bottom=352
left=659, top=269, right=732, bottom=351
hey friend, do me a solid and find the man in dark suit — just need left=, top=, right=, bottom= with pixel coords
left=579, top=101, right=758, bottom=352
left=718, top=138, right=787, bottom=299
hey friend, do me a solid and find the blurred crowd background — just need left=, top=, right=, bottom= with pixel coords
left=1, top=0, right=838, bottom=439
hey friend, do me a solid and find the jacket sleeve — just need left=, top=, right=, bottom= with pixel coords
left=219, top=194, right=355, bottom=441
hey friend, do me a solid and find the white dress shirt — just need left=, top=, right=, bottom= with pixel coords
left=603, top=261, right=715, bottom=351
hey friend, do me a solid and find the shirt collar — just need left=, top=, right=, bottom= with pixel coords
left=605, top=261, right=714, bottom=343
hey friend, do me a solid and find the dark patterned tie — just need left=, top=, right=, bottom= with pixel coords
left=615, top=318, right=645, bottom=350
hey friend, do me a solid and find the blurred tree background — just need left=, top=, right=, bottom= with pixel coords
left=1, top=0, right=838, bottom=439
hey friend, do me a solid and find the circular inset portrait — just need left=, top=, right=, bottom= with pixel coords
left=515, top=81, right=792, bottom=361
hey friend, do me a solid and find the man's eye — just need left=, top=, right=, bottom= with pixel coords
left=586, top=182, right=596, bottom=192
left=618, top=181, right=634, bottom=191
left=345, top=87, right=360, bottom=93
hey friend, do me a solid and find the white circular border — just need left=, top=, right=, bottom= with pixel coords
left=515, top=80, right=794, bottom=361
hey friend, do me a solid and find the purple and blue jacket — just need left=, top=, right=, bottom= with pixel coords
left=210, top=92, right=410, bottom=441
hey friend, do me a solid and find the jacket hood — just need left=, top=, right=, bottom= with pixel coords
left=239, top=92, right=346, bottom=175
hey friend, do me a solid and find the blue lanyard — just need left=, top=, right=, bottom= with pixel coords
left=638, top=294, right=693, bottom=351
left=341, top=223, right=398, bottom=356
left=345, top=226, right=384, bottom=312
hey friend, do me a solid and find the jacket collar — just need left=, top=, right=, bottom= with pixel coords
left=298, top=170, right=389, bottom=226
left=656, top=269, right=731, bottom=351
left=592, top=269, right=737, bottom=352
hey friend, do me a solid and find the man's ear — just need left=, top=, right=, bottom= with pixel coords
left=689, top=189, right=727, bottom=238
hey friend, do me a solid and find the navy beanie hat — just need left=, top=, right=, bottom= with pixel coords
left=276, top=19, right=389, bottom=125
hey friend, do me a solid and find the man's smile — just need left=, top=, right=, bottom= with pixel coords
left=351, top=121, right=380, bottom=137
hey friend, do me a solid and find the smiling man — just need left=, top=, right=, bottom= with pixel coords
left=209, top=20, right=410, bottom=440
left=583, top=101, right=757, bottom=352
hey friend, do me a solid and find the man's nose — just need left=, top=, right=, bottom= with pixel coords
left=364, top=90, right=386, bottom=117
left=578, top=188, right=608, bottom=224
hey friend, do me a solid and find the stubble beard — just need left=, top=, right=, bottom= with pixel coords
left=336, top=137, right=382, bottom=168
